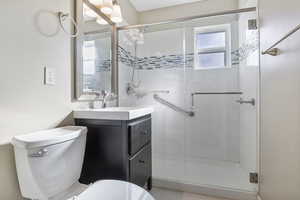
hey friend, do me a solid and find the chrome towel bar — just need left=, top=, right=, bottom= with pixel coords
left=153, top=94, right=195, bottom=117
left=262, top=23, right=300, bottom=56
left=191, top=92, right=243, bottom=107
left=192, top=92, right=243, bottom=95
left=236, top=98, right=255, bottom=106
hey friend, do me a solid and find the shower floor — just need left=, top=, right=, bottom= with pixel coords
left=152, top=157, right=257, bottom=193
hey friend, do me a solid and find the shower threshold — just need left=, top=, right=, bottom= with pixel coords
left=152, top=158, right=258, bottom=200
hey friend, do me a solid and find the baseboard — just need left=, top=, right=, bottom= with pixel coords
left=153, top=178, right=257, bottom=200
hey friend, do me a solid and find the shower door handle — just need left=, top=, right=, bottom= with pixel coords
left=236, top=98, right=255, bottom=106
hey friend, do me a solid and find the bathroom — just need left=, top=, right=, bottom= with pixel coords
left=0, top=0, right=299, bottom=200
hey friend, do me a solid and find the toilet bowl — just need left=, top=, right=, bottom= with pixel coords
left=11, top=126, right=155, bottom=200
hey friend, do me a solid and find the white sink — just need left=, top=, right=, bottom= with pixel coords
left=73, top=106, right=154, bottom=120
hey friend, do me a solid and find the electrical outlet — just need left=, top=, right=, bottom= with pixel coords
left=44, top=67, right=56, bottom=85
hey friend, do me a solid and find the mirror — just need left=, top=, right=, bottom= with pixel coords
left=75, top=0, right=112, bottom=100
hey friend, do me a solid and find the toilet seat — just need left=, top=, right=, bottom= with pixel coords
left=77, top=180, right=155, bottom=200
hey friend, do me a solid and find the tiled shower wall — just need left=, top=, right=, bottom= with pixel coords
left=119, top=17, right=242, bottom=164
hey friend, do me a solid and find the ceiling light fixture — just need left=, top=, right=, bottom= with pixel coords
left=85, top=0, right=123, bottom=25
left=111, top=4, right=123, bottom=23
left=101, top=0, right=113, bottom=15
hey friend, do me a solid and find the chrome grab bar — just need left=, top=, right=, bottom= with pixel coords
left=262, top=23, right=300, bottom=56
left=153, top=94, right=195, bottom=117
left=236, top=98, right=255, bottom=106
left=192, top=92, right=243, bottom=95
left=191, top=91, right=243, bottom=106
left=151, top=90, right=170, bottom=94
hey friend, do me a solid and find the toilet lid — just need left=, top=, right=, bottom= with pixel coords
left=77, top=180, right=155, bottom=200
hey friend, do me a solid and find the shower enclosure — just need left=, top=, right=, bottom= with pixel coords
left=117, top=7, right=259, bottom=200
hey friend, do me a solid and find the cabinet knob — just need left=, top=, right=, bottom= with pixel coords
left=139, top=160, right=145, bottom=164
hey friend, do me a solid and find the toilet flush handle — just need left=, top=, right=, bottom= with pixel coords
left=29, top=148, right=48, bottom=157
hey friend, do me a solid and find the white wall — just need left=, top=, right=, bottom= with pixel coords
left=119, top=0, right=139, bottom=25
left=138, top=0, right=238, bottom=24
left=0, top=0, right=138, bottom=199
left=259, top=0, right=300, bottom=199
left=0, top=0, right=73, bottom=199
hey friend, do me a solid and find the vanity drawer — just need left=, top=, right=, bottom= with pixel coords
left=129, top=144, right=151, bottom=187
left=128, top=118, right=151, bottom=155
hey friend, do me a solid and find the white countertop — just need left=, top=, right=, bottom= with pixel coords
left=73, top=106, right=154, bottom=120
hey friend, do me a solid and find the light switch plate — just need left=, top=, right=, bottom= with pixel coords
left=44, top=67, right=56, bottom=85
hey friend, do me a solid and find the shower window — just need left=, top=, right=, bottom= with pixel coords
left=194, top=24, right=231, bottom=69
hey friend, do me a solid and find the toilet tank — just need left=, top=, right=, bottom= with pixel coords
left=12, top=126, right=87, bottom=200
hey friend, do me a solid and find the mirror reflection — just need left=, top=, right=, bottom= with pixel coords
left=75, top=0, right=112, bottom=100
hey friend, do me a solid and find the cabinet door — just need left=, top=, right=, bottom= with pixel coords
left=129, top=144, right=151, bottom=187
left=128, top=118, right=151, bottom=155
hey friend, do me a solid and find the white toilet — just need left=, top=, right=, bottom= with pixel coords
left=12, top=126, right=155, bottom=200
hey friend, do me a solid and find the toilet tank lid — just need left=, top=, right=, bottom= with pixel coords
left=11, top=126, right=87, bottom=149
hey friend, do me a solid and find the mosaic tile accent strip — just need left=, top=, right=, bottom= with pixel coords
left=95, top=59, right=111, bottom=71
left=231, top=31, right=259, bottom=65
left=96, top=33, right=259, bottom=71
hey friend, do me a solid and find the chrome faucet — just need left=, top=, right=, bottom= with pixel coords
left=88, top=91, right=101, bottom=109
left=101, top=90, right=110, bottom=108
left=87, top=90, right=117, bottom=109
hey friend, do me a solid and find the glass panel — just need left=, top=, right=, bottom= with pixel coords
left=81, top=31, right=112, bottom=95
left=83, top=60, right=95, bottom=75
left=83, top=41, right=96, bottom=60
left=197, top=31, right=226, bottom=49
left=75, top=0, right=112, bottom=100
left=198, top=52, right=225, bottom=68
left=118, top=22, right=186, bottom=181
left=117, top=9, right=259, bottom=194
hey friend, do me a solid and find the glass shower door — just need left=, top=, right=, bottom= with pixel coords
left=183, top=11, right=259, bottom=192
left=118, top=23, right=187, bottom=182
left=117, top=8, right=259, bottom=195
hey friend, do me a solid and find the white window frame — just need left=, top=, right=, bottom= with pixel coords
left=83, top=40, right=96, bottom=75
left=194, top=24, right=231, bottom=70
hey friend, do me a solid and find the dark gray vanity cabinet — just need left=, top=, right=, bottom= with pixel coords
left=75, top=114, right=152, bottom=190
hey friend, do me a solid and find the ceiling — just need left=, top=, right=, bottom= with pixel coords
left=129, top=0, right=207, bottom=12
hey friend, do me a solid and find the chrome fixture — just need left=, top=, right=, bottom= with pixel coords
left=153, top=94, right=195, bottom=117
left=83, top=0, right=123, bottom=25
left=236, top=98, right=255, bottom=106
left=127, top=83, right=170, bottom=98
left=191, top=91, right=243, bottom=107
left=152, top=90, right=170, bottom=94
left=87, top=91, right=101, bottom=109
left=262, top=23, right=300, bottom=56
left=58, top=12, right=79, bottom=38
left=192, top=92, right=243, bottom=95
left=29, top=148, right=48, bottom=157
left=86, top=90, right=117, bottom=109
left=101, top=90, right=110, bottom=108
left=117, top=7, right=256, bottom=30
